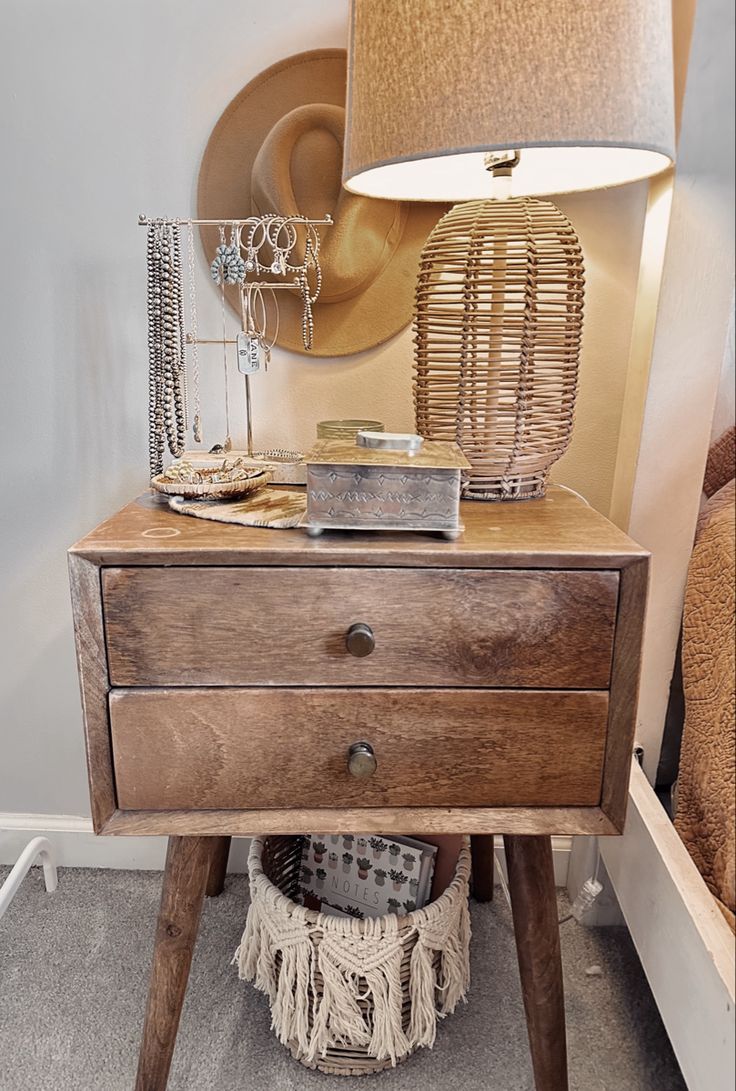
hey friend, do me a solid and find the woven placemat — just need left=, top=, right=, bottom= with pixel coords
left=169, top=488, right=306, bottom=528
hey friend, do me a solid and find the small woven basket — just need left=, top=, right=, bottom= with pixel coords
left=414, top=197, right=585, bottom=500
left=235, top=835, right=471, bottom=1076
left=150, top=468, right=271, bottom=499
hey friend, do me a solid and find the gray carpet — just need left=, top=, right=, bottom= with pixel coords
left=0, top=867, right=685, bottom=1091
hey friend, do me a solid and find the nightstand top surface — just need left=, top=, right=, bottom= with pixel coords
left=70, top=487, right=647, bottom=569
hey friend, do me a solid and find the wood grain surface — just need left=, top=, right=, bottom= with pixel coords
left=68, top=487, right=649, bottom=843
left=601, top=556, right=649, bottom=830
left=100, top=804, right=619, bottom=838
left=505, top=835, right=569, bottom=1090
left=135, top=836, right=214, bottom=1090
left=68, top=554, right=115, bottom=831
left=102, top=566, right=618, bottom=689
left=109, top=688, right=608, bottom=811
left=471, top=834, right=496, bottom=902
left=204, top=836, right=231, bottom=897
left=69, top=488, right=648, bottom=570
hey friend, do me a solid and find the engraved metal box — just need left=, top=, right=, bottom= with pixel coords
left=303, top=438, right=470, bottom=539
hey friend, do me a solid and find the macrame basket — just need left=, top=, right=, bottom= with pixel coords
left=414, top=197, right=585, bottom=500
left=234, top=835, right=471, bottom=1076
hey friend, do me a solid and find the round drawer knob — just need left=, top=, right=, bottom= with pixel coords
left=347, top=741, right=377, bottom=779
left=346, top=622, right=375, bottom=657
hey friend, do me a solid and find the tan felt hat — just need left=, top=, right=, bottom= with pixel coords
left=197, top=49, right=446, bottom=357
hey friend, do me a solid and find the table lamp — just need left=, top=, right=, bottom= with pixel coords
left=343, top=0, right=675, bottom=499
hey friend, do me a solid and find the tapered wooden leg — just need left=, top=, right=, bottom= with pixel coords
left=205, top=836, right=231, bottom=897
left=504, top=834, right=568, bottom=1091
left=470, top=834, right=495, bottom=901
left=135, top=836, right=214, bottom=1091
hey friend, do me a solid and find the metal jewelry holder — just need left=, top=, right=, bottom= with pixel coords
left=140, top=213, right=332, bottom=464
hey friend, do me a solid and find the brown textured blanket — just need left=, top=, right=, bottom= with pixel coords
left=675, top=427, right=736, bottom=931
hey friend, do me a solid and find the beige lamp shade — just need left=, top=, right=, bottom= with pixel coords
left=344, top=0, right=675, bottom=199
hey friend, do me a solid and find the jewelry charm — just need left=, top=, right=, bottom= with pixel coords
left=236, top=330, right=263, bottom=374
left=210, top=241, right=245, bottom=285
left=270, top=249, right=287, bottom=276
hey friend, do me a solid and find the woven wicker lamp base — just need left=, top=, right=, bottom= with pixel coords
left=414, top=197, right=585, bottom=501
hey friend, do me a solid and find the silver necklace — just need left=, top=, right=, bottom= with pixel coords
left=147, top=223, right=187, bottom=477
left=209, top=224, right=238, bottom=453
left=299, top=231, right=322, bottom=350
left=186, top=222, right=202, bottom=443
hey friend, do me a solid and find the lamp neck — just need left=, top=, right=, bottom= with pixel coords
left=484, top=151, right=520, bottom=200
left=484, top=150, right=520, bottom=175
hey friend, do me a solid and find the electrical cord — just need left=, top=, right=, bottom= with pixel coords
left=549, top=482, right=591, bottom=506
left=559, top=846, right=603, bottom=924
left=490, top=840, right=603, bottom=926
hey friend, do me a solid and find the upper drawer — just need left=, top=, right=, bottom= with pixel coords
left=102, top=566, right=618, bottom=689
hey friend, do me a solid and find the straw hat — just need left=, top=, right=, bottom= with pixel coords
left=197, top=49, right=446, bottom=357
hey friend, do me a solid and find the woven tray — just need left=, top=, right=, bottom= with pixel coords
left=150, top=468, right=271, bottom=499
left=235, top=835, right=471, bottom=1076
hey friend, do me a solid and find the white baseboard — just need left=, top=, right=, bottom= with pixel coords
left=0, top=814, right=251, bottom=872
left=494, top=835, right=572, bottom=888
left=0, top=815, right=571, bottom=886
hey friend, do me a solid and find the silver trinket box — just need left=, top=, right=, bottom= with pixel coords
left=303, top=433, right=470, bottom=539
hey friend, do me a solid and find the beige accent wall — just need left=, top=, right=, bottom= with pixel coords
left=617, top=0, right=734, bottom=776
left=552, top=185, right=647, bottom=514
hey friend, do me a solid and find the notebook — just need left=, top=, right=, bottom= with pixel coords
left=295, top=833, right=438, bottom=920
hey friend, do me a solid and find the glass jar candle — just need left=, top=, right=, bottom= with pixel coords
left=317, top=419, right=385, bottom=441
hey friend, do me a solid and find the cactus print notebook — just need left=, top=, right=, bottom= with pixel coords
left=296, top=834, right=437, bottom=920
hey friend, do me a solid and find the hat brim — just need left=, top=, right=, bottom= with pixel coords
left=197, top=49, right=447, bottom=357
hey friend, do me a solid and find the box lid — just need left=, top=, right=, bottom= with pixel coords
left=304, top=438, right=470, bottom=470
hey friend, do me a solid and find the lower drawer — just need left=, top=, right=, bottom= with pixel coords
left=109, top=688, right=608, bottom=810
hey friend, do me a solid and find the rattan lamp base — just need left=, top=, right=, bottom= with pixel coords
left=463, top=472, right=548, bottom=502
left=413, top=197, right=585, bottom=501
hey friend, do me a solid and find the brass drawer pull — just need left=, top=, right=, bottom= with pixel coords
left=346, top=622, right=375, bottom=657
left=347, top=741, right=377, bottom=779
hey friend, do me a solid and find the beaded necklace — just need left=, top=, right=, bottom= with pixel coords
left=146, top=223, right=187, bottom=478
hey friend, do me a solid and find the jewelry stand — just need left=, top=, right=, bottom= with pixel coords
left=140, top=213, right=332, bottom=480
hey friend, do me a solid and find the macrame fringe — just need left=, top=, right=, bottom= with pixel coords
left=309, top=941, right=371, bottom=1058
left=408, top=935, right=438, bottom=1047
left=235, top=838, right=472, bottom=1066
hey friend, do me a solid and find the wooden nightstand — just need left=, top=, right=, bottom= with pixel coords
left=69, top=489, right=648, bottom=1091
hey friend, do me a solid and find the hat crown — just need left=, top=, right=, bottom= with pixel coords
left=251, top=104, right=405, bottom=304
left=198, top=48, right=445, bottom=355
